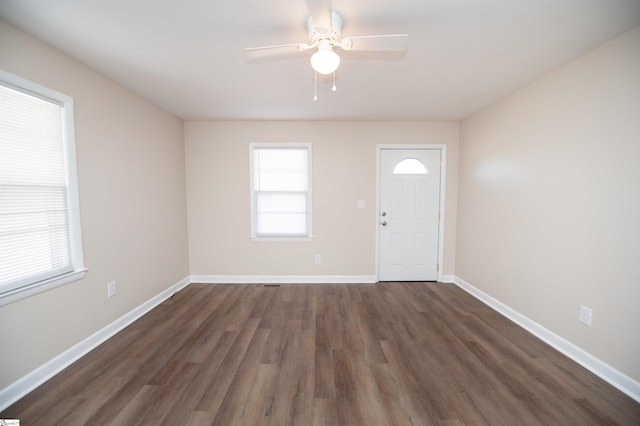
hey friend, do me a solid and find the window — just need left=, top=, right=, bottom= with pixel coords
left=393, top=158, right=428, bottom=175
left=0, top=70, right=85, bottom=305
left=250, top=144, right=312, bottom=238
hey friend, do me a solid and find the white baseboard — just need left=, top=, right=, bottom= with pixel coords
left=190, top=275, right=378, bottom=284
left=0, top=276, right=191, bottom=412
left=439, top=274, right=455, bottom=283
left=453, top=276, right=640, bottom=403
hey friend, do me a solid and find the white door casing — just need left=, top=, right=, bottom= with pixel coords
left=378, top=148, right=441, bottom=281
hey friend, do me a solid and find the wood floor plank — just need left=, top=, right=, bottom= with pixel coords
left=195, top=317, right=261, bottom=412
left=3, top=282, right=639, bottom=425
left=234, top=363, right=278, bottom=425
left=108, top=385, right=160, bottom=426
left=132, top=361, right=202, bottom=426
left=211, top=328, right=271, bottom=425
left=378, top=339, right=445, bottom=424
left=53, top=376, right=126, bottom=426
left=263, top=319, right=311, bottom=426
left=371, top=362, right=420, bottom=426
left=311, top=397, right=337, bottom=426
left=185, top=410, right=215, bottom=426
left=158, top=331, right=238, bottom=425
left=314, top=314, right=336, bottom=400
left=333, top=348, right=366, bottom=426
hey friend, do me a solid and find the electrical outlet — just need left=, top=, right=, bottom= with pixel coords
left=315, top=255, right=321, bottom=265
left=578, top=305, right=592, bottom=326
left=107, top=281, right=117, bottom=298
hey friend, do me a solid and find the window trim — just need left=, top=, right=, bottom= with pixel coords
left=0, top=70, right=86, bottom=306
left=249, top=143, right=313, bottom=240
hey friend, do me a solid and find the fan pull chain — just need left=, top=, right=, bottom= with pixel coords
left=314, top=71, right=318, bottom=101
left=332, top=72, right=337, bottom=92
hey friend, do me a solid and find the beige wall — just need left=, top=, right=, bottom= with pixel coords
left=0, top=21, right=190, bottom=388
left=185, top=121, right=459, bottom=278
left=457, top=27, right=640, bottom=381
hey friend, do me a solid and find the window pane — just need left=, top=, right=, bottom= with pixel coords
left=393, top=158, right=428, bottom=175
left=257, top=193, right=306, bottom=213
left=257, top=171, right=308, bottom=191
left=254, top=148, right=308, bottom=191
left=1, top=86, right=65, bottom=186
left=256, top=149, right=307, bottom=171
left=257, top=213, right=306, bottom=235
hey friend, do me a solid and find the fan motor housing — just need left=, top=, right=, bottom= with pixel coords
left=306, top=10, right=342, bottom=43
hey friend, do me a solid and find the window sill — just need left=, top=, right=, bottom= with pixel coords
left=0, top=269, right=87, bottom=307
left=250, top=236, right=314, bottom=242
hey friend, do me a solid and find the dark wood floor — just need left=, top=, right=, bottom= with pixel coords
left=3, top=282, right=639, bottom=425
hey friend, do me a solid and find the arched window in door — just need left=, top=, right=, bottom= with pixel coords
left=393, top=158, right=428, bottom=175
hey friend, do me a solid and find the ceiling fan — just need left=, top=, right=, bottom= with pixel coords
left=244, top=0, right=408, bottom=98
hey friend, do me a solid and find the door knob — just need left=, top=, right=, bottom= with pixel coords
left=381, top=211, right=387, bottom=217
left=381, top=221, right=387, bottom=226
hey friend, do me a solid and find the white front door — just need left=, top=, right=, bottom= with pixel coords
left=378, top=149, right=441, bottom=281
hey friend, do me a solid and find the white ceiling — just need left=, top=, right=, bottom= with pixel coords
left=1, top=0, right=639, bottom=121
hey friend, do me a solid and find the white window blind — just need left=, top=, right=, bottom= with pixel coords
left=251, top=144, right=311, bottom=237
left=0, top=72, right=84, bottom=303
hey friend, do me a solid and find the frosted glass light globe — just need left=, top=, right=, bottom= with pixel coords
left=310, top=48, right=340, bottom=75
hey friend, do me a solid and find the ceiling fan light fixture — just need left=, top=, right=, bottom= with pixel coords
left=310, top=41, right=340, bottom=75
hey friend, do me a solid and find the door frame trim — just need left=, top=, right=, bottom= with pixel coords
left=375, top=144, right=447, bottom=282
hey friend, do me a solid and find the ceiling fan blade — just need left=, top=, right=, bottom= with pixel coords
left=244, top=43, right=312, bottom=58
left=341, top=34, right=409, bottom=52
left=307, top=0, right=332, bottom=30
